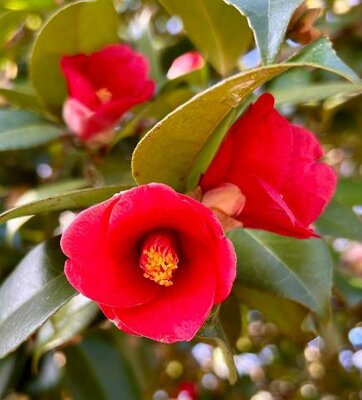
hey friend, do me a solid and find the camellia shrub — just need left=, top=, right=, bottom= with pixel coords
left=0, top=0, right=361, bottom=399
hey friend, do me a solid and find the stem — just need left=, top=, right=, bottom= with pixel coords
left=197, top=313, right=238, bottom=384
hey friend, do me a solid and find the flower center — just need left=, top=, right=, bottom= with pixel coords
left=139, top=231, right=179, bottom=287
left=96, top=87, right=112, bottom=104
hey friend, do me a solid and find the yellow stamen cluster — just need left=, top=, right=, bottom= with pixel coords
left=141, top=246, right=178, bottom=287
left=96, top=87, right=112, bottom=104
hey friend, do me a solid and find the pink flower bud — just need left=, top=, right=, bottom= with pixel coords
left=167, top=51, right=205, bottom=79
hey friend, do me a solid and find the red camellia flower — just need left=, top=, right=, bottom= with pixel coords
left=200, top=93, right=336, bottom=239
left=167, top=51, right=205, bottom=79
left=60, top=44, right=155, bottom=141
left=60, top=183, right=236, bottom=343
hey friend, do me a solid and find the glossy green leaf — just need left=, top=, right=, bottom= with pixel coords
left=185, top=109, right=238, bottom=191
left=316, top=200, right=362, bottom=241
left=158, top=0, right=253, bottom=76
left=288, top=37, right=360, bottom=82
left=0, top=184, right=128, bottom=225
left=235, top=286, right=312, bottom=342
left=0, top=110, right=64, bottom=151
left=30, top=0, right=119, bottom=114
left=0, top=238, right=76, bottom=359
left=223, top=0, right=303, bottom=64
left=133, top=37, right=359, bottom=192
left=14, top=179, right=88, bottom=207
left=6, top=179, right=87, bottom=240
left=229, top=229, right=332, bottom=317
left=64, top=332, right=141, bottom=400
left=33, top=294, right=99, bottom=369
left=272, top=82, right=362, bottom=105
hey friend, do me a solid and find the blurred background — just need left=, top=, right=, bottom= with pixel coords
left=0, top=0, right=361, bottom=399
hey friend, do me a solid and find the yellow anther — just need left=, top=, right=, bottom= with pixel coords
left=139, top=232, right=179, bottom=287
left=96, top=87, right=112, bottom=104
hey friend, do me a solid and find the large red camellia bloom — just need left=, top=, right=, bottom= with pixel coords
left=60, top=44, right=154, bottom=141
left=60, top=183, right=236, bottom=343
left=200, top=93, right=336, bottom=239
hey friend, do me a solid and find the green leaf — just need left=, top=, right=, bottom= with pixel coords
left=158, top=0, right=253, bottom=76
left=228, top=229, right=333, bottom=317
left=132, top=37, right=359, bottom=192
left=272, top=81, right=362, bottom=105
left=0, top=238, right=76, bottom=359
left=13, top=179, right=88, bottom=206
left=218, top=294, right=242, bottom=346
left=288, top=37, right=360, bottom=83
left=2, top=0, right=59, bottom=11
left=185, top=109, right=238, bottom=191
left=6, top=179, right=87, bottom=240
left=234, top=286, right=313, bottom=342
left=223, top=0, right=303, bottom=64
left=316, top=200, right=362, bottom=241
left=0, top=110, right=64, bottom=151
left=335, top=272, right=362, bottom=307
left=0, top=88, right=48, bottom=116
left=64, top=332, right=141, bottom=400
left=0, top=10, right=27, bottom=51
left=0, top=184, right=128, bottom=225
left=335, top=178, right=362, bottom=208
left=30, top=0, right=119, bottom=114
left=33, top=294, right=99, bottom=369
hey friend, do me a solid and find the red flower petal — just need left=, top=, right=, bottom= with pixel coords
left=240, top=175, right=317, bottom=238
left=80, top=83, right=154, bottom=139
left=106, top=249, right=216, bottom=343
left=107, top=184, right=236, bottom=304
left=87, top=44, right=154, bottom=99
left=281, top=125, right=337, bottom=226
left=60, top=44, right=155, bottom=141
left=200, top=93, right=336, bottom=239
left=61, top=183, right=236, bottom=342
left=180, top=194, right=236, bottom=304
left=60, top=55, right=99, bottom=108
left=107, top=184, right=223, bottom=254
left=228, top=93, right=293, bottom=190
left=98, top=303, right=140, bottom=336
left=61, top=194, right=160, bottom=307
